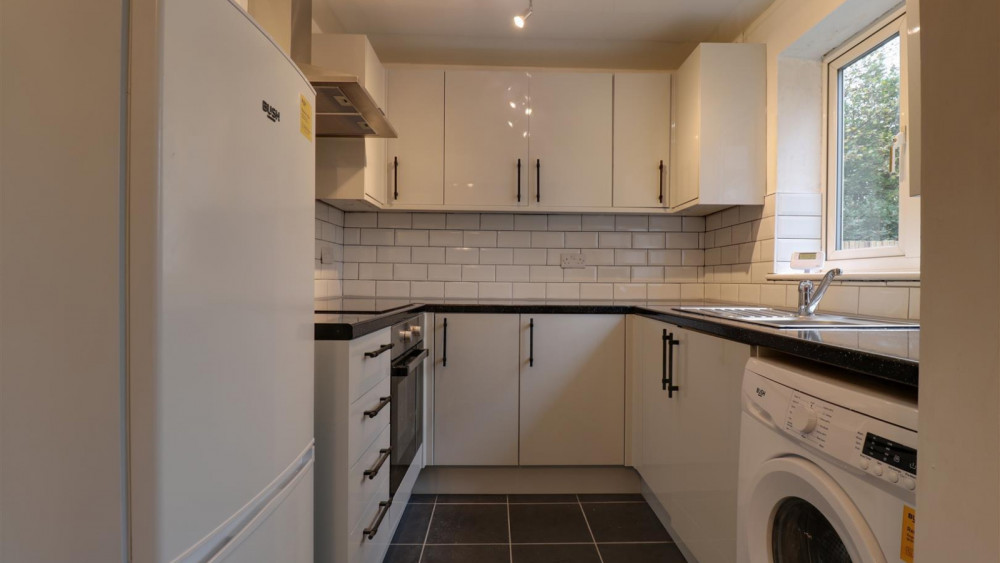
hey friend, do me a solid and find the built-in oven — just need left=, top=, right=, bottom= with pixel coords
left=389, top=315, right=426, bottom=497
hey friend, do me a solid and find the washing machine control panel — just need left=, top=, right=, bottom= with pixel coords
left=762, top=383, right=918, bottom=494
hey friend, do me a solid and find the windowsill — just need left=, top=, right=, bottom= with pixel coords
left=766, top=271, right=920, bottom=282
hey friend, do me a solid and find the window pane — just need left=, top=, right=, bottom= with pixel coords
left=836, top=34, right=901, bottom=250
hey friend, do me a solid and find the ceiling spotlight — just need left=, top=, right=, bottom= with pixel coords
left=513, top=0, right=533, bottom=28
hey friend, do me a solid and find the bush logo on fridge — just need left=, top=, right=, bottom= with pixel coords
left=262, top=100, right=280, bottom=123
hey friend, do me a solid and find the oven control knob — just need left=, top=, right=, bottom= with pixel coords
left=399, top=329, right=412, bottom=341
left=791, top=407, right=818, bottom=434
left=902, top=476, right=916, bottom=491
left=873, top=464, right=884, bottom=476
left=411, top=326, right=422, bottom=338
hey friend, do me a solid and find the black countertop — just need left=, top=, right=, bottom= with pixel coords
left=315, top=299, right=919, bottom=388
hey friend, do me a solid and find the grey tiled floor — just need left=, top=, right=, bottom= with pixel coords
left=383, top=494, right=687, bottom=563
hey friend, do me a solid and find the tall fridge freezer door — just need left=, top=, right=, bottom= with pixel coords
left=152, top=0, right=316, bottom=560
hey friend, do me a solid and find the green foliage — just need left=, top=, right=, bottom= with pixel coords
left=838, top=36, right=901, bottom=246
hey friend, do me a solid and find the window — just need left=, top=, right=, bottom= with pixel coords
left=824, top=12, right=920, bottom=269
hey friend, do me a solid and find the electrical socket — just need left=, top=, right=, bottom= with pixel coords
left=560, top=253, right=586, bottom=269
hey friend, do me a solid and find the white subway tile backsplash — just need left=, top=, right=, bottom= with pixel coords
left=345, top=213, right=377, bottom=228
left=615, top=215, right=648, bottom=231
left=664, top=233, right=700, bottom=249
left=479, top=282, right=513, bottom=299
left=565, top=232, right=599, bottom=249
left=377, top=246, right=411, bottom=263
left=647, top=283, right=680, bottom=300
left=682, top=249, right=705, bottom=266
left=412, top=213, right=447, bottom=229
left=445, top=282, right=478, bottom=299
left=682, top=217, right=705, bottom=232
left=564, top=266, right=597, bottom=283
left=480, top=248, right=514, bottom=265
left=446, top=247, right=479, bottom=264
left=615, top=249, right=647, bottom=265
left=481, top=214, right=514, bottom=230
left=546, top=283, right=580, bottom=299
left=530, top=265, right=564, bottom=282
left=632, top=233, right=665, bottom=249
left=396, top=229, right=429, bottom=247
left=649, top=215, right=683, bottom=232
left=582, top=249, right=615, bottom=265
left=462, top=265, right=496, bottom=282
left=378, top=213, right=412, bottom=229
left=599, top=232, right=631, bottom=248
left=428, top=264, right=462, bottom=281
left=513, top=283, right=546, bottom=299
left=775, top=216, right=821, bottom=239
left=547, top=214, right=582, bottom=231
left=345, top=246, right=376, bottom=263
left=514, top=248, right=548, bottom=265
left=359, top=263, right=394, bottom=280
left=497, top=265, right=530, bottom=282
left=598, top=266, right=630, bottom=283
left=411, top=246, right=445, bottom=264
left=514, top=214, right=547, bottom=231
left=648, top=249, right=681, bottom=266
left=614, top=283, right=647, bottom=300
left=361, top=228, right=395, bottom=246
left=429, top=230, right=464, bottom=247
left=631, top=266, right=664, bottom=282
left=343, top=227, right=360, bottom=245
left=343, top=279, right=375, bottom=297
left=858, top=287, right=910, bottom=319
left=447, top=213, right=480, bottom=230
left=531, top=231, right=564, bottom=248
left=376, top=280, right=410, bottom=297
left=580, top=283, right=613, bottom=300
left=464, top=231, right=498, bottom=247
left=681, top=284, right=705, bottom=300
left=393, top=263, right=428, bottom=281
left=411, top=281, right=445, bottom=298
left=498, top=231, right=531, bottom=248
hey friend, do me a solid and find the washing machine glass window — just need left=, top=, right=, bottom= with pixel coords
left=772, top=497, right=852, bottom=563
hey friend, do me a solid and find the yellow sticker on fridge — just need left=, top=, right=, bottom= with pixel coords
left=299, top=94, right=313, bottom=141
left=900, top=505, right=915, bottom=563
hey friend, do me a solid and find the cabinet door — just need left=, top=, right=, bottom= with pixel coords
left=669, top=47, right=701, bottom=209
left=614, top=73, right=671, bottom=208
left=433, top=314, right=520, bottom=465
left=643, top=324, right=751, bottom=563
left=386, top=68, right=445, bottom=206
left=528, top=72, right=613, bottom=207
left=519, top=314, right=625, bottom=465
left=444, top=70, right=530, bottom=207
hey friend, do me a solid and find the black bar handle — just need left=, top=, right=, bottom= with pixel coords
left=663, top=330, right=680, bottom=397
left=364, top=343, right=394, bottom=359
left=658, top=160, right=664, bottom=203
left=393, top=156, right=399, bottom=200
left=363, top=448, right=392, bottom=479
left=364, top=499, right=392, bottom=540
left=442, top=318, right=448, bottom=367
left=517, top=158, right=522, bottom=202
left=364, top=396, right=391, bottom=419
left=529, top=318, right=534, bottom=367
left=535, top=159, right=541, bottom=202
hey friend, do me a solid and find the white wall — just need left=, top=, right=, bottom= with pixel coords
left=917, top=0, right=1000, bottom=559
left=0, top=0, right=127, bottom=560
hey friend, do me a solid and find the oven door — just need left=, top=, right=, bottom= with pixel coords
left=390, top=346, right=427, bottom=497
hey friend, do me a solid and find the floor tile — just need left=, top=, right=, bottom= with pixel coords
left=512, top=544, right=602, bottom=563
left=421, top=545, right=510, bottom=563
left=598, top=542, right=687, bottom=563
left=408, top=494, right=437, bottom=503
left=582, top=503, right=673, bottom=542
left=435, top=494, right=507, bottom=504
left=425, top=504, right=509, bottom=544
left=391, top=503, right=433, bottom=544
left=382, top=544, right=421, bottom=563
left=508, top=494, right=578, bottom=503
left=577, top=493, right=645, bottom=502
left=509, top=503, right=592, bottom=543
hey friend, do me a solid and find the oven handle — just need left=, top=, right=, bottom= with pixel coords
left=391, top=348, right=428, bottom=377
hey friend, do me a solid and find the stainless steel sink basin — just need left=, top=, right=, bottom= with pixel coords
left=673, top=306, right=919, bottom=330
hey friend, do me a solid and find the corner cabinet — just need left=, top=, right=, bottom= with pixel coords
left=313, top=34, right=388, bottom=210
left=613, top=73, right=671, bottom=209
left=386, top=68, right=445, bottom=206
left=633, top=316, right=751, bottom=563
left=670, top=43, right=766, bottom=213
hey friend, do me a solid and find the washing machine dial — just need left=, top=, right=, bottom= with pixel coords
left=902, top=476, right=916, bottom=491
left=859, top=457, right=870, bottom=470
left=791, top=406, right=818, bottom=434
left=872, top=463, right=884, bottom=476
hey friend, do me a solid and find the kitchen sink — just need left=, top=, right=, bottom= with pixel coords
left=672, top=306, right=919, bottom=330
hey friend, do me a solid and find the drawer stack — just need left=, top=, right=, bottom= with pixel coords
left=315, top=328, right=395, bottom=563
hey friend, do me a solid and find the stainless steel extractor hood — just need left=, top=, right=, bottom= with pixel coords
left=298, top=63, right=397, bottom=138
left=254, top=0, right=396, bottom=138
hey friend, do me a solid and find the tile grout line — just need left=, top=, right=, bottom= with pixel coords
left=577, top=495, right=606, bottom=563
left=417, top=496, right=437, bottom=563
left=506, top=495, right=513, bottom=563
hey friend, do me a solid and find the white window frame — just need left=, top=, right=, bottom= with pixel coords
left=821, top=9, right=920, bottom=271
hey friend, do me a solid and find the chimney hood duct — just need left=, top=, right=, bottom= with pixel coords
left=281, top=0, right=397, bottom=138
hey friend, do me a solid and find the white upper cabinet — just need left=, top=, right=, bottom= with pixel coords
left=670, top=43, right=766, bottom=213
left=444, top=70, right=531, bottom=207
left=313, top=34, right=387, bottom=209
left=613, top=73, right=671, bottom=209
left=386, top=68, right=445, bottom=206
left=528, top=72, right=613, bottom=208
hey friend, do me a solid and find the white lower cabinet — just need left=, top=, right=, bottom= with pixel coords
left=315, top=329, right=411, bottom=563
left=432, top=313, right=521, bottom=465
left=634, top=316, right=751, bottom=563
left=519, top=314, right=625, bottom=465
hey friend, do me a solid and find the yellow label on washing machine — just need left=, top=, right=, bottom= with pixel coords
left=900, top=505, right=915, bottom=562
left=299, top=94, right=313, bottom=141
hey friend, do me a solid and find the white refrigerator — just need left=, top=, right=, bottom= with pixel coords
left=130, top=0, right=316, bottom=560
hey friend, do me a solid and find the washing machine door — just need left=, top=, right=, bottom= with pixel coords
left=745, top=456, right=886, bottom=563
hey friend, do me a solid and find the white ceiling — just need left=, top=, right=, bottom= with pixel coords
left=314, top=0, right=776, bottom=69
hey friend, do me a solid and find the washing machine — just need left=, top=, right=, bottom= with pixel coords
left=737, top=355, right=917, bottom=563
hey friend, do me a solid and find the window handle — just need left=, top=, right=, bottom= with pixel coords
left=889, top=125, right=906, bottom=177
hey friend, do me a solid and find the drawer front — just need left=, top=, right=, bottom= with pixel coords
left=349, top=377, right=392, bottom=467
left=349, top=329, right=392, bottom=403
left=349, top=487, right=393, bottom=563
left=348, top=425, right=391, bottom=533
